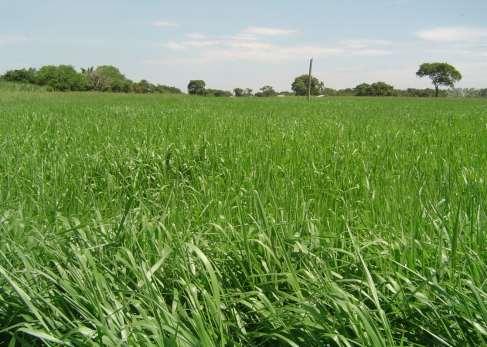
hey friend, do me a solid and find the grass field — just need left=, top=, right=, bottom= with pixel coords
left=0, top=81, right=48, bottom=92
left=0, top=92, right=486, bottom=346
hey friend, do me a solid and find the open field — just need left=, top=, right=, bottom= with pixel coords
left=0, top=92, right=486, bottom=346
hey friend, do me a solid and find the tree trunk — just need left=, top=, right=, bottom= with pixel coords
left=435, top=85, right=439, bottom=97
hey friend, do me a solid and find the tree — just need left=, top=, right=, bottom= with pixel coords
left=446, top=88, right=484, bottom=98
left=234, top=88, right=244, bottom=97
left=204, top=88, right=232, bottom=97
left=401, top=88, right=444, bottom=97
left=132, top=79, right=155, bottom=93
left=36, top=65, right=86, bottom=91
left=2, top=68, right=37, bottom=84
left=323, top=88, right=337, bottom=96
left=336, top=88, right=355, bottom=96
left=354, top=82, right=395, bottom=96
left=278, top=91, right=293, bottom=96
left=234, top=88, right=253, bottom=97
left=188, top=80, right=206, bottom=95
left=1, top=64, right=184, bottom=94
left=154, top=85, right=182, bottom=94
left=416, top=62, right=462, bottom=97
left=354, top=83, right=372, bottom=96
left=83, top=66, right=132, bottom=92
left=291, top=75, right=325, bottom=96
left=255, top=85, right=277, bottom=97
left=369, top=82, right=395, bottom=96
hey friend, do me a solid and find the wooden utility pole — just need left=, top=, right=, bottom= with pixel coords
left=307, top=58, right=313, bottom=102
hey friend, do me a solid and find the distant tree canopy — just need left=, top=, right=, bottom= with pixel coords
left=0, top=65, right=182, bottom=94
left=234, top=88, right=253, bottom=97
left=291, top=75, right=325, bottom=96
left=354, top=83, right=372, bottom=96
left=322, top=88, right=338, bottom=96
left=370, top=82, right=395, bottom=96
left=83, top=66, right=132, bottom=92
left=187, top=80, right=206, bottom=95
left=2, top=68, right=37, bottom=84
left=2, top=63, right=481, bottom=98
left=278, top=91, right=293, bottom=96
left=155, top=85, right=182, bottom=94
left=399, top=88, right=447, bottom=97
left=36, top=65, right=87, bottom=91
left=205, top=89, right=232, bottom=97
left=186, top=80, right=233, bottom=97
left=446, top=88, right=487, bottom=98
left=255, top=85, right=278, bottom=97
left=416, top=62, right=462, bottom=97
left=233, top=88, right=244, bottom=97
left=354, top=82, right=395, bottom=96
left=336, top=88, right=355, bottom=96
left=132, top=80, right=153, bottom=94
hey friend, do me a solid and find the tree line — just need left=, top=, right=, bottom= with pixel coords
left=188, top=62, right=483, bottom=98
left=0, top=65, right=182, bottom=94
left=2, top=62, right=486, bottom=98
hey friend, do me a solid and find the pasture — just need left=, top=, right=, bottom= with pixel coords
left=0, top=92, right=486, bottom=346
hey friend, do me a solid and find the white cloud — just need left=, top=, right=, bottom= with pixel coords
left=184, top=40, right=223, bottom=48
left=242, top=26, right=298, bottom=37
left=161, top=39, right=390, bottom=62
left=351, top=49, right=392, bottom=56
left=0, top=35, right=28, bottom=46
left=159, top=28, right=392, bottom=63
left=163, top=39, right=224, bottom=50
left=340, top=39, right=392, bottom=49
left=163, top=41, right=186, bottom=50
left=152, top=21, right=178, bottom=28
left=203, top=44, right=343, bottom=62
left=417, top=27, right=487, bottom=42
left=186, top=33, right=207, bottom=40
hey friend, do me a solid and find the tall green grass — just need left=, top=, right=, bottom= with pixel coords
left=0, top=92, right=486, bottom=346
left=0, top=81, right=48, bottom=92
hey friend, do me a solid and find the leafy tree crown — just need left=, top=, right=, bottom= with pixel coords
left=416, top=63, right=462, bottom=88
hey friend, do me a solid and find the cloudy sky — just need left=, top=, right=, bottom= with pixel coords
left=1, top=0, right=487, bottom=91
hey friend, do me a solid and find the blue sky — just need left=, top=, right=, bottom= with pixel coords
left=1, top=0, right=487, bottom=91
